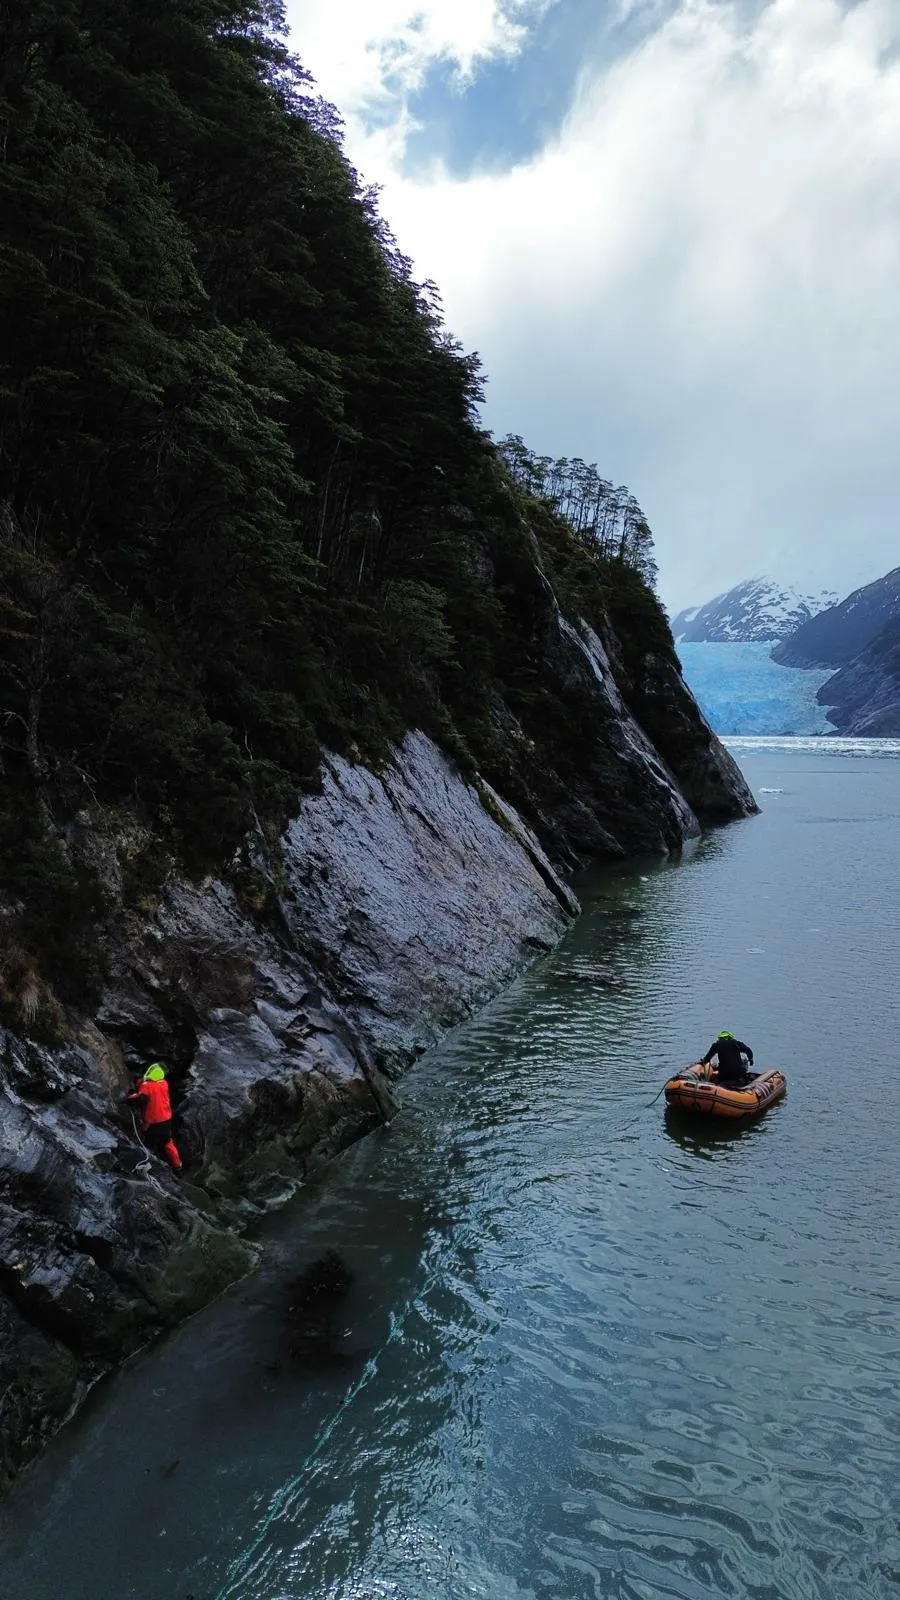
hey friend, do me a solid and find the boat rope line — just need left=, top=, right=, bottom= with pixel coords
left=602, top=1082, right=668, bottom=1142
left=210, top=1253, right=446, bottom=1600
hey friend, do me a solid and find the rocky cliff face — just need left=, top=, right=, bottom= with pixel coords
left=772, top=566, right=900, bottom=668
left=611, top=639, right=759, bottom=822
left=0, top=604, right=755, bottom=1487
left=0, top=734, right=576, bottom=1483
left=816, top=615, right=900, bottom=735
left=452, top=555, right=756, bottom=871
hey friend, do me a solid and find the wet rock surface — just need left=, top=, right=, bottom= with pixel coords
left=0, top=1042, right=254, bottom=1483
left=278, top=733, right=578, bottom=1072
left=0, top=605, right=755, bottom=1488
left=0, top=735, right=578, bottom=1485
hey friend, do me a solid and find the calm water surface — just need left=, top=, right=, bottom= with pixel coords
left=2, top=740, right=900, bottom=1600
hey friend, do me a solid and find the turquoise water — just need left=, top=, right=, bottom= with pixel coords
left=2, top=740, right=900, bottom=1599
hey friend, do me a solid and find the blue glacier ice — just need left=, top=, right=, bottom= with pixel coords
left=677, top=641, right=835, bottom=735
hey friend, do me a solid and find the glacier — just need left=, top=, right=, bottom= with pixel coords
left=677, top=641, right=836, bottom=735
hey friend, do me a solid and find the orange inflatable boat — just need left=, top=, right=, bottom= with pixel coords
left=664, top=1063, right=786, bottom=1120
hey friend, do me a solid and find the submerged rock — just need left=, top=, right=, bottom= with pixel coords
left=285, top=1249, right=357, bottom=1366
left=555, top=963, right=628, bottom=989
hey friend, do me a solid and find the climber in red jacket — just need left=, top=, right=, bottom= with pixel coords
left=124, top=1063, right=183, bottom=1171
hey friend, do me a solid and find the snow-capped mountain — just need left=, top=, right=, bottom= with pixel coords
left=671, top=578, right=839, bottom=644
left=772, top=565, right=900, bottom=668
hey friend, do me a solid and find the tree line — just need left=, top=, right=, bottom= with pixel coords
left=497, top=436, right=658, bottom=588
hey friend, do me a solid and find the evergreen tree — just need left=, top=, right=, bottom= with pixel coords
left=0, top=0, right=673, bottom=1014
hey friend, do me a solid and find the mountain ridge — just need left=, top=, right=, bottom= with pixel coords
left=671, top=578, right=837, bottom=643
left=772, top=566, right=900, bottom=669
left=817, top=614, right=900, bottom=735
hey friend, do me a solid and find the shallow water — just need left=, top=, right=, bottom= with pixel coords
left=2, top=741, right=900, bottom=1600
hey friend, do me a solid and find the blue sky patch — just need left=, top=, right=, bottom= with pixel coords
left=395, top=0, right=661, bottom=178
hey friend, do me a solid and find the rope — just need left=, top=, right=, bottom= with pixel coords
left=606, top=1081, right=668, bottom=1141
left=128, top=1107, right=168, bottom=1198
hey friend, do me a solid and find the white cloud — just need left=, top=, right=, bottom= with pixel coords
left=287, top=0, right=900, bottom=610
left=284, top=1, right=550, bottom=122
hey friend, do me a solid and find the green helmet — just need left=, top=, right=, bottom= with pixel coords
left=143, top=1063, right=166, bottom=1082
left=717, top=1030, right=733, bottom=1039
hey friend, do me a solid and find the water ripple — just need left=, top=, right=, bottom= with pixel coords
left=2, top=746, right=900, bottom=1600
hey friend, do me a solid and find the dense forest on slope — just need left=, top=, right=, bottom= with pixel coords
left=0, top=0, right=672, bottom=1020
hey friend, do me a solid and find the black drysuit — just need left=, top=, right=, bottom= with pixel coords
left=701, top=1037, right=754, bottom=1082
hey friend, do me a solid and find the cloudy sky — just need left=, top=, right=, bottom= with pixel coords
left=283, top=0, right=900, bottom=612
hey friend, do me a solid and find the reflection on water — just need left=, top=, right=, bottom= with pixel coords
left=663, top=1105, right=775, bottom=1155
left=2, top=744, right=900, bottom=1600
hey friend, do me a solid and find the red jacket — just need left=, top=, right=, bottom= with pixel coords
left=128, top=1077, right=172, bottom=1128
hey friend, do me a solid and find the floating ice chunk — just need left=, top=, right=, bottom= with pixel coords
left=726, top=735, right=900, bottom=757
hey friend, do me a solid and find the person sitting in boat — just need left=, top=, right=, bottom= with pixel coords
left=701, top=1031, right=754, bottom=1084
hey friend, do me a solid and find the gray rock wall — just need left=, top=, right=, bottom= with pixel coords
left=0, top=734, right=579, bottom=1484
left=278, top=732, right=578, bottom=1070
left=556, top=617, right=701, bottom=844
left=816, top=614, right=900, bottom=735
left=614, top=642, right=759, bottom=825
left=0, top=618, right=756, bottom=1486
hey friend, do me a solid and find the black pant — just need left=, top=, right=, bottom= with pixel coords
left=718, top=1063, right=753, bottom=1085
left=143, top=1120, right=174, bottom=1156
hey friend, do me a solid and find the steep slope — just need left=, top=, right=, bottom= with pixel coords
left=817, top=615, right=900, bottom=734
left=0, top=0, right=757, bottom=1489
left=0, top=744, right=570, bottom=1484
left=773, top=567, right=900, bottom=668
left=0, top=0, right=700, bottom=954
left=671, top=578, right=837, bottom=643
left=0, top=596, right=754, bottom=1487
